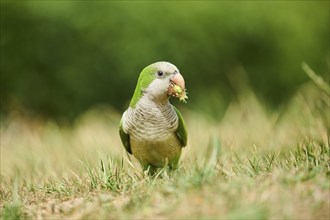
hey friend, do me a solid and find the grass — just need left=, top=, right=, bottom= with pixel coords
left=1, top=80, right=329, bottom=219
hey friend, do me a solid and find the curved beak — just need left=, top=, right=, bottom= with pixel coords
left=170, top=72, right=185, bottom=90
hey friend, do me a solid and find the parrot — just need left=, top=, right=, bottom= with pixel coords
left=119, top=61, right=188, bottom=173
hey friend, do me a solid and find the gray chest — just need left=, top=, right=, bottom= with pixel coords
left=123, top=100, right=178, bottom=141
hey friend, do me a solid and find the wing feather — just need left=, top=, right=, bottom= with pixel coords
left=119, top=116, right=132, bottom=154
left=173, top=106, right=188, bottom=147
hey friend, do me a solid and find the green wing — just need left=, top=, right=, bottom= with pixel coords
left=173, top=106, right=188, bottom=147
left=119, top=117, right=132, bottom=154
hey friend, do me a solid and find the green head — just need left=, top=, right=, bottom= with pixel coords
left=129, top=61, right=187, bottom=108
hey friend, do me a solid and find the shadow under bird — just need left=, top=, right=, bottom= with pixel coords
left=119, top=61, right=188, bottom=173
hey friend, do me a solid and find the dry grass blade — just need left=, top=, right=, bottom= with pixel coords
left=302, top=62, right=330, bottom=95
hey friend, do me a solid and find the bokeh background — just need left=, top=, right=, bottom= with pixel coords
left=1, top=1, right=329, bottom=120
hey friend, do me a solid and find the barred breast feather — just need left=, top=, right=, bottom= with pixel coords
left=122, top=96, right=178, bottom=141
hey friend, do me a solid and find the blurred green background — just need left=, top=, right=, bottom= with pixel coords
left=1, top=1, right=329, bottom=120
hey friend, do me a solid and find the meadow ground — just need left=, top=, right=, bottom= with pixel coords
left=1, top=80, right=329, bottom=219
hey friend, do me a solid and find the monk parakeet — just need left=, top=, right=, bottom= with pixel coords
left=119, top=61, right=188, bottom=173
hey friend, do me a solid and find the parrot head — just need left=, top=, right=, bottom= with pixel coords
left=130, top=62, right=188, bottom=107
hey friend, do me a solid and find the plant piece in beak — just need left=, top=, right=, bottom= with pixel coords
left=168, top=73, right=188, bottom=103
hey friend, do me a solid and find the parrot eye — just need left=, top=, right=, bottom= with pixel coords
left=157, top=71, right=164, bottom=77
